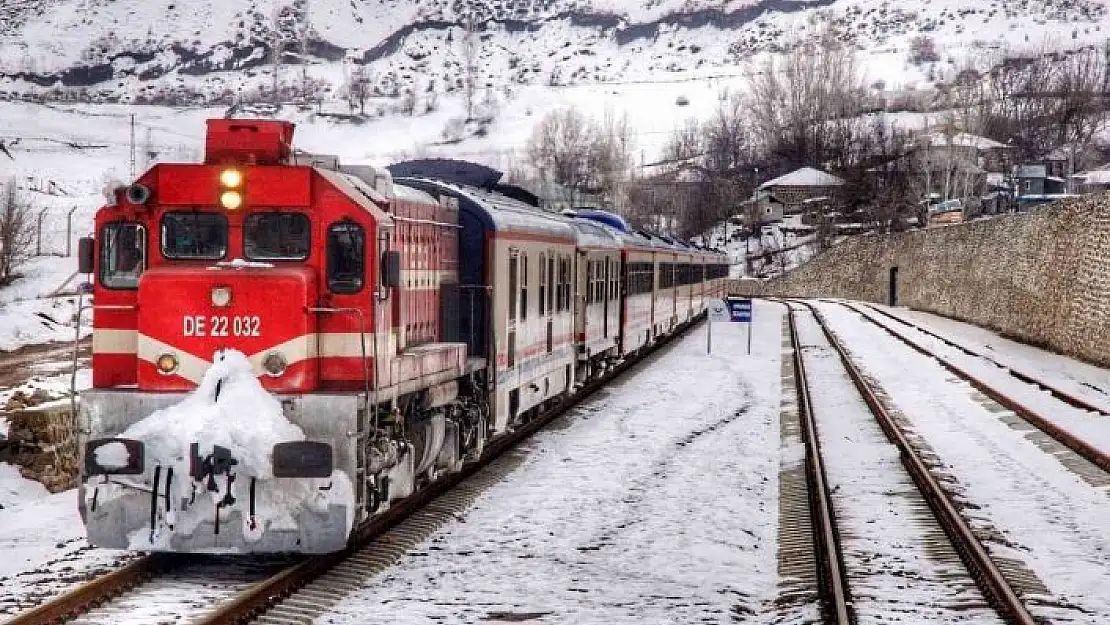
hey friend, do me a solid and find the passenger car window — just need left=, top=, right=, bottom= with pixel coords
left=327, top=221, right=365, bottom=293
left=100, top=223, right=146, bottom=289
left=244, top=213, right=310, bottom=260
left=161, top=212, right=227, bottom=260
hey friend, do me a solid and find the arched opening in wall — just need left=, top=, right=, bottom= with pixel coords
left=889, top=266, right=899, bottom=307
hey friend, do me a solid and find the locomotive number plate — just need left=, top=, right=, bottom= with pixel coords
left=183, top=315, right=262, bottom=337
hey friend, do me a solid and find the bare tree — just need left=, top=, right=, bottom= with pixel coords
left=908, top=35, right=940, bottom=65
left=978, top=46, right=1108, bottom=165
left=662, top=118, right=703, bottom=163
left=400, top=88, right=418, bottom=117
left=525, top=106, right=636, bottom=209
left=425, top=85, right=440, bottom=114
left=347, top=64, right=373, bottom=115
left=745, top=31, right=866, bottom=172
left=588, top=108, right=635, bottom=205
left=0, top=181, right=34, bottom=286
left=836, top=117, right=919, bottom=232
left=527, top=107, right=595, bottom=201
left=696, top=91, right=756, bottom=237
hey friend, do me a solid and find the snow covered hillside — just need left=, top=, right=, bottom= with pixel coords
left=0, top=0, right=1106, bottom=103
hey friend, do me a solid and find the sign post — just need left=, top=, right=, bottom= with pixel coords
left=708, top=298, right=755, bottom=354
left=707, top=299, right=730, bottom=354
left=726, top=297, right=754, bottom=355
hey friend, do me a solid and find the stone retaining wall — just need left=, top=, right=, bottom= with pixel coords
left=4, top=404, right=79, bottom=492
left=731, top=194, right=1110, bottom=368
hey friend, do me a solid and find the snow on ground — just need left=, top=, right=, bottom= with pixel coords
left=852, top=303, right=1110, bottom=458
left=0, top=256, right=88, bottom=353
left=319, top=304, right=783, bottom=624
left=0, top=461, right=47, bottom=506
left=884, top=304, right=1110, bottom=408
left=792, top=307, right=1000, bottom=624
left=0, top=468, right=132, bottom=616
left=817, top=302, right=1110, bottom=622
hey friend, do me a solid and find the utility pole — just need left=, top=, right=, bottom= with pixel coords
left=300, top=0, right=311, bottom=102
left=129, top=114, right=135, bottom=180
left=271, top=8, right=283, bottom=106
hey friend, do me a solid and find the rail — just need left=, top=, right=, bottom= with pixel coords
left=839, top=301, right=1110, bottom=475
left=785, top=305, right=853, bottom=625
left=1, top=555, right=172, bottom=625
left=799, top=301, right=1038, bottom=625
left=852, top=301, right=1110, bottom=418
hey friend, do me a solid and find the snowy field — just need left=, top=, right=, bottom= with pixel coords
left=320, top=304, right=785, bottom=624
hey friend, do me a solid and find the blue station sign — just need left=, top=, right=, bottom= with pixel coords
left=726, top=297, right=753, bottom=323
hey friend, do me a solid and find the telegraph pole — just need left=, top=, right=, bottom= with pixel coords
left=129, top=114, right=135, bottom=179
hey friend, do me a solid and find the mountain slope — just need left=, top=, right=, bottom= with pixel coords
left=0, top=0, right=1106, bottom=104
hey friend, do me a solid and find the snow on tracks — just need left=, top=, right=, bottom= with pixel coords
left=818, top=301, right=1110, bottom=622
left=790, top=305, right=1003, bottom=625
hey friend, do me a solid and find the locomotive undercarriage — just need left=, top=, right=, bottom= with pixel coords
left=78, top=375, right=492, bottom=554
left=360, top=376, right=490, bottom=518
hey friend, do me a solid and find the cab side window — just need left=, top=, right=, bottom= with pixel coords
left=100, top=223, right=146, bottom=289
left=327, top=221, right=365, bottom=293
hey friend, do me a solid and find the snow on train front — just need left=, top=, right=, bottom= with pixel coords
left=82, top=350, right=356, bottom=553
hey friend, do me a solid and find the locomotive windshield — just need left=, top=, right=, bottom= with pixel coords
left=244, top=213, right=310, bottom=261
left=161, top=212, right=227, bottom=260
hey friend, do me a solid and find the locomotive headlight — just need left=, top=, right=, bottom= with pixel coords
left=220, top=190, right=243, bottom=210
left=156, top=353, right=179, bottom=375
left=211, top=286, right=232, bottom=308
left=262, top=352, right=287, bottom=377
left=219, top=169, right=243, bottom=188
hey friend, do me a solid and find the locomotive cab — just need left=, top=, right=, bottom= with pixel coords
left=78, top=120, right=478, bottom=554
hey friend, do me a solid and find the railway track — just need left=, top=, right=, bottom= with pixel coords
left=785, top=301, right=1038, bottom=625
left=839, top=301, right=1110, bottom=478
left=3, top=317, right=702, bottom=625
left=785, top=305, right=852, bottom=624
left=854, top=302, right=1110, bottom=418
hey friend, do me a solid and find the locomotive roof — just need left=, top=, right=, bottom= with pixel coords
left=317, top=169, right=393, bottom=224
left=394, top=178, right=576, bottom=241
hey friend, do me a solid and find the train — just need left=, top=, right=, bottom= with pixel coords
left=76, top=118, right=729, bottom=553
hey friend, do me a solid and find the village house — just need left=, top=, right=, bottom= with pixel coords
left=756, top=167, right=844, bottom=214
left=1013, top=164, right=1075, bottom=210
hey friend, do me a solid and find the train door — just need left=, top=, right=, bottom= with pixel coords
left=602, top=257, right=610, bottom=338
left=545, top=252, right=554, bottom=353
left=507, top=249, right=518, bottom=368
left=670, top=258, right=677, bottom=326
left=889, top=266, right=899, bottom=307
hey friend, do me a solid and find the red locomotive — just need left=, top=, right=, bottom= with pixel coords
left=77, top=119, right=729, bottom=553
